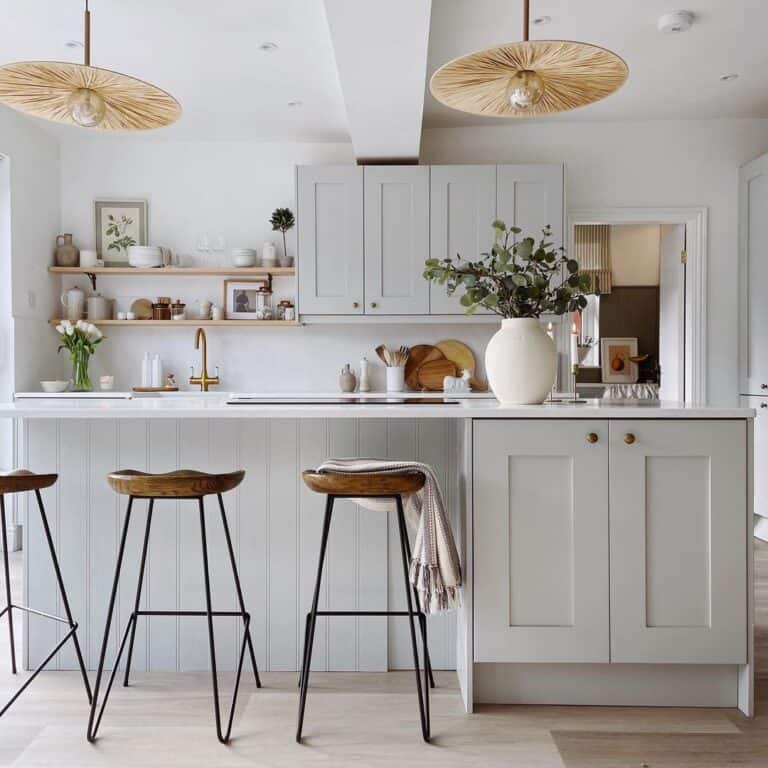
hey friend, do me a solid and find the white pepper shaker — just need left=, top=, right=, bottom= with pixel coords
left=358, top=357, right=371, bottom=392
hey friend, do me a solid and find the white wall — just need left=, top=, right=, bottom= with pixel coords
left=610, top=224, right=660, bottom=287
left=422, top=118, right=768, bottom=406
left=58, top=138, right=497, bottom=391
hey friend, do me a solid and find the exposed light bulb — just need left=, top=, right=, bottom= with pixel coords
left=506, top=69, right=544, bottom=110
left=67, top=87, right=106, bottom=127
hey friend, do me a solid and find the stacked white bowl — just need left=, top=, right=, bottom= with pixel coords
left=231, top=248, right=258, bottom=267
left=128, top=245, right=163, bottom=268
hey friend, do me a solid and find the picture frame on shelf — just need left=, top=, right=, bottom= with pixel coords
left=224, top=278, right=271, bottom=320
left=95, top=199, right=148, bottom=266
left=600, top=337, right=638, bottom=384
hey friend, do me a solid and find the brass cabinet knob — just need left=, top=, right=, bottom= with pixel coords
left=352, top=301, right=359, bottom=308
left=762, top=383, right=768, bottom=390
left=370, top=302, right=378, bottom=308
left=586, top=433, right=598, bottom=444
left=624, top=433, right=636, bottom=445
left=761, top=402, right=767, bottom=409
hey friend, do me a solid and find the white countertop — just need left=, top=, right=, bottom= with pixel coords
left=1, top=392, right=754, bottom=419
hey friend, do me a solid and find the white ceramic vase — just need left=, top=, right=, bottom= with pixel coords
left=485, top=318, right=557, bottom=404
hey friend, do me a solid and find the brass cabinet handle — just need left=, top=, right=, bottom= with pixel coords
left=624, top=433, right=636, bottom=445
left=352, top=301, right=359, bottom=308
left=370, top=302, right=378, bottom=308
left=587, top=433, right=598, bottom=444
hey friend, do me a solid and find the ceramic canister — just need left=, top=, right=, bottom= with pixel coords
left=86, top=293, right=112, bottom=321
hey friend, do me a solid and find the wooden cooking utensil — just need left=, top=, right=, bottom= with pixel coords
left=405, top=344, right=444, bottom=390
left=435, top=339, right=488, bottom=392
left=417, top=359, right=458, bottom=391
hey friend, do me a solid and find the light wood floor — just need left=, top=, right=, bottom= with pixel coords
left=0, top=542, right=766, bottom=767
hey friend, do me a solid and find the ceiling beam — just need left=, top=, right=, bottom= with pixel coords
left=323, top=0, right=432, bottom=162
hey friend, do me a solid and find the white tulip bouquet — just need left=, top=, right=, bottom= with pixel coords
left=55, top=319, right=106, bottom=391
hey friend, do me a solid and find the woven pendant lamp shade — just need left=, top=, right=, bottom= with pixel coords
left=0, top=61, right=181, bottom=131
left=430, top=0, right=627, bottom=118
left=0, top=1, right=180, bottom=131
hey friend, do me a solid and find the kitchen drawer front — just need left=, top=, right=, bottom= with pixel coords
left=609, top=419, right=747, bottom=664
left=473, top=419, right=609, bottom=663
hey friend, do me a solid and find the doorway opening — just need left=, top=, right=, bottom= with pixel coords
left=567, top=208, right=707, bottom=404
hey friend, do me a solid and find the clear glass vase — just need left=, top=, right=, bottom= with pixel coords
left=72, top=348, right=92, bottom=392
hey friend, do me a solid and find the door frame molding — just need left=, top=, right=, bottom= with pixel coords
left=567, top=206, right=708, bottom=404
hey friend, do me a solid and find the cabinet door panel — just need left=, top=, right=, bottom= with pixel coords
left=497, top=164, right=564, bottom=249
left=364, top=166, right=429, bottom=314
left=473, top=420, right=609, bottom=663
left=609, top=420, right=747, bottom=663
left=429, top=165, right=496, bottom=315
left=298, top=165, right=364, bottom=314
left=740, top=156, right=768, bottom=394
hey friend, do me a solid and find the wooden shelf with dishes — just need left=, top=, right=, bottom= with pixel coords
left=49, top=318, right=301, bottom=328
left=49, top=266, right=295, bottom=277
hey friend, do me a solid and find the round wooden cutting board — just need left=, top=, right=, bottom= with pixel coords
left=404, top=344, right=444, bottom=390
left=417, top=358, right=458, bottom=391
left=435, top=339, right=488, bottom=391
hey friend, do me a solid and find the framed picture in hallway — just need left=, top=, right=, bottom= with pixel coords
left=601, top=337, right=638, bottom=383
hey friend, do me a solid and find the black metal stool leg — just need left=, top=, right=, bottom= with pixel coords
left=87, top=496, right=134, bottom=742
left=298, top=613, right=310, bottom=689
left=123, top=499, right=154, bottom=687
left=402, top=526, right=436, bottom=689
left=199, top=497, right=249, bottom=744
left=0, top=495, right=17, bottom=675
left=296, top=494, right=334, bottom=743
left=396, top=496, right=430, bottom=742
left=35, top=489, right=92, bottom=705
left=217, top=493, right=261, bottom=688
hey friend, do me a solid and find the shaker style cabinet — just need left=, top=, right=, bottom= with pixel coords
left=473, top=419, right=747, bottom=665
left=364, top=165, right=430, bottom=314
left=297, top=163, right=564, bottom=317
left=297, top=165, right=364, bottom=314
left=473, top=419, right=609, bottom=663
left=609, top=419, right=747, bottom=664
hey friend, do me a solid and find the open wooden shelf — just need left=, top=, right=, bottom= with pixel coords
left=49, top=266, right=295, bottom=277
left=49, top=318, right=301, bottom=328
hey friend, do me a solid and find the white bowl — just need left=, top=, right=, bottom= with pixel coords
left=232, top=252, right=257, bottom=267
left=40, top=380, right=70, bottom=393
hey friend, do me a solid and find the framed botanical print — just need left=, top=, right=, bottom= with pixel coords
left=95, top=199, right=148, bottom=265
left=601, top=337, right=638, bottom=384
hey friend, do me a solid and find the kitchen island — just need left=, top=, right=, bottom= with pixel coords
left=0, top=395, right=755, bottom=716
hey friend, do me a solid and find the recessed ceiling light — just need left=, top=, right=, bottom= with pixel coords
left=65, top=40, right=83, bottom=49
left=532, top=15, right=551, bottom=26
left=258, top=41, right=278, bottom=52
left=287, top=99, right=302, bottom=108
left=657, top=10, right=694, bottom=34
left=720, top=73, right=739, bottom=82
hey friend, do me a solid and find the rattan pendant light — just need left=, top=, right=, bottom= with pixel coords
left=430, top=0, right=628, bottom=118
left=0, top=1, right=181, bottom=130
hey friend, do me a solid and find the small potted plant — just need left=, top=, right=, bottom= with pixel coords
left=423, top=220, right=591, bottom=404
left=269, top=207, right=295, bottom=267
left=55, top=319, right=106, bottom=391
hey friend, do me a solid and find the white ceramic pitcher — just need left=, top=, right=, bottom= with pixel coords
left=61, top=286, right=85, bottom=322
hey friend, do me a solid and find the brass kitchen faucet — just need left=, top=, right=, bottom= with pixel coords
left=189, top=327, right=220, bottom=391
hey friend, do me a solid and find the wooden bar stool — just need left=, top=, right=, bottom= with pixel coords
left=297, top=469, right=433, bottom=743
left=0, top=470, right=92, bottom=716
left=86, top=469, right=260, bottom=744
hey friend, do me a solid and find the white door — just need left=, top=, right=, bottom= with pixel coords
left=473, top=420, right=609, bottom=663
left=496, top=164, right=564, bottom=250
left=740, top=154, right=768, bottom=395
left=297, top=165, right=364, bottom=315
left=742, top=396, right=768, bottom=521
left=609, top=420, right=747, bottom=663
left=658, top=224, right=685, bottom=401
left=429, top=165, right=496, bottom=315
left=364, top=166, right=429, bottom=315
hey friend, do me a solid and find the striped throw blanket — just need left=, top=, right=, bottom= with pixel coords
left=316, top=458, right=462, bottom=614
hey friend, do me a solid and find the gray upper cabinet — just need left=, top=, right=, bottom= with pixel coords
left=364, top=166, right=430, bottom=315
left=429, top=165, right=497, bottom=315
left=297, top=165, right=364, bottom=315
left=497, top=164, right=564, bottom=250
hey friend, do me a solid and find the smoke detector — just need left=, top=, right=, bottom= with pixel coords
left=658, top=10, right=694, bottom=34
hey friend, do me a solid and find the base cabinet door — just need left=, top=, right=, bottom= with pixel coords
left=473, top=420, right=609, bottom=663
left=609, top=420, right=747, bottom=663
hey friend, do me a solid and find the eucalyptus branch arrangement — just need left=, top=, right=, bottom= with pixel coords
left=423, top=220, right=591, bottom=318
left=269, top=207, right=295, bottom=260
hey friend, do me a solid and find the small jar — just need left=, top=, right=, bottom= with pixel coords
left=276, top=298, right=293, bottom=321
left=152, top=296, right=171, bottom=320
left=170, top=299, right=186, bottom=321
left=254, top=285, right=273, bottom=320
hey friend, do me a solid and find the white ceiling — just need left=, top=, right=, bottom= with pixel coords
left=425, top=0, right=768, bottom=127
left=1, top=1, right=768, bottom=145
left=0, top=0, right=349, bottom=141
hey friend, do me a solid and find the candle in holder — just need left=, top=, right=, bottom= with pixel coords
left=547, top=321, right=554, bottom=340
left=570, top=322, right=579, bottom=369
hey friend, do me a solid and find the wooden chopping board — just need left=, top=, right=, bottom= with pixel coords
left=417, top=359, right=458, bottom=391
left=405, top=344, right=444, bottom=390
left=435, top=339, right=488, bottom=392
